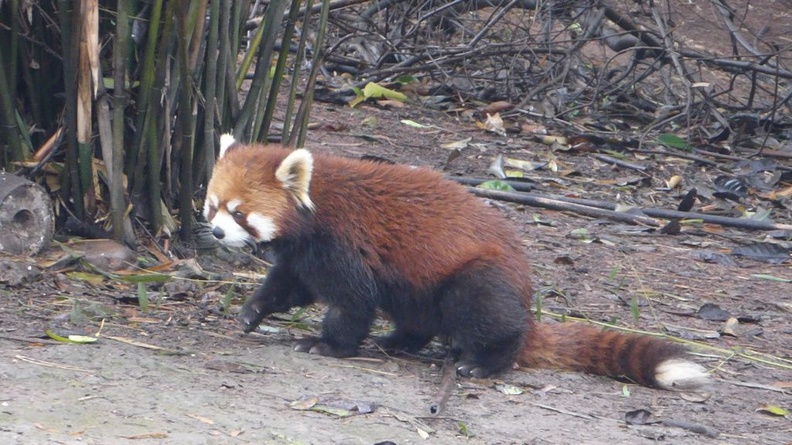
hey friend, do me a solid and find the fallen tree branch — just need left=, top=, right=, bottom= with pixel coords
left=465, top=186, right=792, bottom=232
left=662, top=418, right=719, bottom=438
left=470, top=188, right=660, bottom=226
left=592, top=153, right=648, bottom=171
left=428, top=356, right=457, bottom=416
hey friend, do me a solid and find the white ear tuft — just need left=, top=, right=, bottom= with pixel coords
left=219, top=133, right=237, bottom=158
left=275, top=149, right=314, bottom=211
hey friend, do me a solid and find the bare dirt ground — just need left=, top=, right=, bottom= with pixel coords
left=2, top=100, right=791, bottom=445
left=2, top=1, right=792, bottom=444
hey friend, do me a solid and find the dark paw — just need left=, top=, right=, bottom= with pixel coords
left=293, top=337, right=357, bottom=358
left=455, top=360, right=495, bottom=379
left=239, top=302, right=267, bottom=333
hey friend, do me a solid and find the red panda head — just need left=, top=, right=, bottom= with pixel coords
left=203, top=134, right=315, bottom=247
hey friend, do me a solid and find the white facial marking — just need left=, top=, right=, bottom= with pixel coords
left=203, top=194, right=218, bottom=219
left=210, top=210, right=252, bottom=247
left=227, top=199, right=242, bottom=213
left=248, top=212, right=277, bottom=242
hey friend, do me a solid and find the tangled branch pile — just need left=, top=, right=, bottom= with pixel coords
left=318, top=0, right=791, bottom=141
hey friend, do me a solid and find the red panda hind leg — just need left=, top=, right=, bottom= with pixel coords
left=437, top=258, right=529, bottom=378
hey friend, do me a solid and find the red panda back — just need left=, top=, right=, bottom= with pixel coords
left=305, top=154, right=529, bottom=289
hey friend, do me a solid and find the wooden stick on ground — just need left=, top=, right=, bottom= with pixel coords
left=428, top=357, right=457, bottom=416
left=471, top=187, right=661, bottom=226
left=466, top=185, right=792, bottom=232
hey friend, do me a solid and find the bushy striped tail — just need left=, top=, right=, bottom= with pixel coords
left=520, top=323, right=709, bottom=390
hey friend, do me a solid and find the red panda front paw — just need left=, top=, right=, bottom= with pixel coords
left=455, top=360, right=496, bottom=379
left=293, top=337, right=357, bottom=358
left=239, top=305, right=266, bottom=333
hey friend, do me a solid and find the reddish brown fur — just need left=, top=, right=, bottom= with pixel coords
left=209, top=143, right=700, bottom=388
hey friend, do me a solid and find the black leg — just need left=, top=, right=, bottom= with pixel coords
left=239, top=263, right=314, bottom=333
left=439, top=261, right=528, bottom=378
left=374, top=329, right=434, bottom=353
left=293, top=303, right=375, bottom=358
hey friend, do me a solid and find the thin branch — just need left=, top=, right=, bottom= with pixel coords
left=428, top=356, right=457, bottom=416
left=465, top=186, right=792, bottom=232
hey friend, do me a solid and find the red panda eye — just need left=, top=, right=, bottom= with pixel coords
left=232, top=210, right=244, bottom=220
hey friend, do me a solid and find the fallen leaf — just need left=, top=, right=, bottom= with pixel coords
left=663, top=323, right=720, bottom=340
left=625, top=409, right=654, bottom=425
left=480, top=100, right=513, bottom=115
left=495, top=383, right=524, bottom=395
left=479, top=112, right=506, bottom=136
left=697, top=303, right=732, bottom=321
left=521, top=121, right=547, bottom=134
left=756, top=405, right=789, bottom=417
left=289, top=397, right=319, bottom=411
left=719, top=317, right=740, bottom=337
left=657, top=133, right=692, bottom=151
left=732, top=243, right=790, bottom=264
left=400, top=119, right=429, bottom=128
left=477, top=180, right=515, bottom=191
left=679, top=391, right=712, bottom=403
left=441, top=137, right=471, bottom=150
left=667, top=175, right=684, bottom=189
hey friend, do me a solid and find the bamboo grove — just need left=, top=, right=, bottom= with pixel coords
left=0, top=0, right=329, bottom=246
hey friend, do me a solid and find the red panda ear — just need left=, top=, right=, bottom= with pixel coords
left=275, top=149, right=315, bottom=211
left=218, top=133, right=238, bottom=158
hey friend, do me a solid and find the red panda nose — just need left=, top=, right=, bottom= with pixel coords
left=212, top=227, right=225, bottom=239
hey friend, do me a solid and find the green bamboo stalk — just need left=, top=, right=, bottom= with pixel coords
left=214, top=0, right=232, bottom=130
left=235, top=0, right=289, bottom=140
left=229, top=0, right=251, bottom=64
left=176, top=0, right=197, bottom=242
left=202, top=0, right=221, bottom=179
left=235, top=13, right=266, bottom=91
left=291, top=0, right=332, bottom=148
left=110, top=0, right=131, bottom=241
left=281, top=0, right=314, bottom=144
left=0, top=42, right=25, bottom=163
left=0, top=0, right=26, bottom=163
left=129, top=0, right=163, bottom=177
left=58, top=0, right=84, bottom=218
left=187, top=0, right=209, bottom=69
left=257, top=0, right=304, bottom=143
left=9, top=0, right=18, bottom=96
left=135, top=0, right=165, bottom=232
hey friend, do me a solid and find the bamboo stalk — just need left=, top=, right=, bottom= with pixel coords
left=202, top=0, right=222, bottom=179
left=58, top=0, right=83, bottom=218
left=282, top=0, right=315, bottom=144
left=110, top=0, right=131, bottom=242
left=176, top=0, right=197, bottom=241
left=214, top=0, right=232, bottom=130
left=76, top=0, right=99, bottom=215
left=234, top=0, right=290, bottom=140
left=257, top=0, right=304, bottom=143
left=291, top=0, right=332, bottom=148
left=0, top=37, right=25, bottom=162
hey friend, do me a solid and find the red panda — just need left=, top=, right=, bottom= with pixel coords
left=204, top=135, right=708, bottom=390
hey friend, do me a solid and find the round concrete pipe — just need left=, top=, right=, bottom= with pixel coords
left=0, top=173, right=54, bottom=255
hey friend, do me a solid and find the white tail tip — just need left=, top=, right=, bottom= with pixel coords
left=655, top=358, right=710, bottom=390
